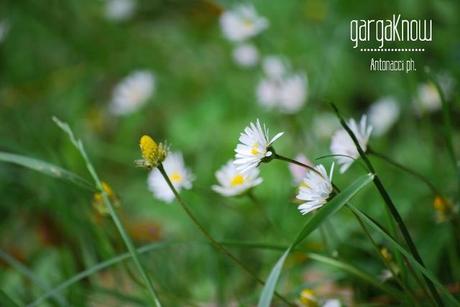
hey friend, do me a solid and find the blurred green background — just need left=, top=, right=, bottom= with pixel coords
left=0, top=0, right=459, bottom=305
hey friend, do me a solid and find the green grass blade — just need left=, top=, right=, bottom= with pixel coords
left=0, top=290, right=21, bottom=307
left=0, top=250, right=67, bottom=306
left=30, top=238, right=405, bottom=305
left=257, top=173, right=374, bottom=307
left=349, top=205, right=460, bottom=306
left=29, top=242, right=174, bottom=306
left=306, top=253, right=405, bottom=300
left=0, top=151, right=94, bottom=191
left=51, top=117, right=162, bottom=307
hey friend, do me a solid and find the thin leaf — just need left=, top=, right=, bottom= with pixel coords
left=0, top=250, right=67, bottom=306
left=29, top=242, right=174, bottom=306
left=306, top=253, right=405, bottom=301
left=0, top=151, right=94, bottom=191
left=257, top=173, right=374, bottom=307
left=51, top=117, right=163, bottom=307
left=349, top=205, right=460, bottom=306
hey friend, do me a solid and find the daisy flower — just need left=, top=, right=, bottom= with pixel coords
left=368, top=97, right=399, bottom=136
left=278, top=74, right=308, bottom=113
left=234, top=119, right=284, bottom=173
left=413, top=82, right=441, bottom=113
left=296, top=164, right=333, bottom=215
left=289, top=154, right=312, bottom=185
left=330, top=115, right=373, bottom=173
left=148, top=152, right=193, bottom=203
left=212, top=160, right=263, bottom=197
left=256, top=56, right=308, bottom=114
left=104, top=0, right=136, bottom=21
left=220, top=4, right=268, bottom=42
left=232, top=43, right=259, bottom=68
left=110, top=70, right=155, bottom=115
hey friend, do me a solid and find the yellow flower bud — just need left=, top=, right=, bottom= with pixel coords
left=136, top=135, right=167, bottom=169
left=92, top=181, right=120, bottom=216
left=299, top=289, right=319, bottom=307
left=433, top=196, right=452, bottom=223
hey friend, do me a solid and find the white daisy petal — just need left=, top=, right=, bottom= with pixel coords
left=220, top=4, right=268, bottom=42
left=109, top=70, right=155, bottom=115
left=233, top=119, right=283, bottom=173
left=232, top=43, right=259, bottom=68
left=256, top=56, right=307, bottom=114
left=368, top=97, right=400, bottom=136
left=212, top=161, right=263, bottom=197
left=330, top=115, right=372, bottom=173
left=296, top=164, right=333, bottom=215
left=147, top=152, right=194, bottom=203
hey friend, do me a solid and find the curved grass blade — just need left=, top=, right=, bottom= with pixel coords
left=0, top=151, right=94, bottom=191
left=306, top=253, right=404, bottom=300
left=52, top=117, right=162, bottom=307
left=0, top=250, right=67, bottom=306
left=31, top=238, right=405, bottom=306
left=29, top=242, right=174, bottom=306
left=349, top=205, right=460, bottom=306
left=257, top=173, right=374, bottom=307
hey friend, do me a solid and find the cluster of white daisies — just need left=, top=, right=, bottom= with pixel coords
left=147, top=115, right=366, bottom=220
left=99, top=3, right=455, bottom=229
left=103, top=3, right=454, bottom=121
left=220, top=4, right=309, bottom=114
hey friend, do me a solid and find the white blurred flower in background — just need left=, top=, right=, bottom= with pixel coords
left=330, top=115, right=373, bottom=173
left=0, top=20, right=10, bottom=43
left=234, top=119, right=284, bottom=173
left=148, top=152, right=194, bottom=203
left=323, top=299, right=341, bottom=307
left=213, top=161, right=263, bottom=197
left=313, top=113, right=340, bottom=140
left=256, top=56, right=308, bottom=114
left=413, top=82, right=441, bottom=113
left=296, top=164, right=333, bottom=215
left=220, top=4, right=268, bottom=42
left=278, top=74, right=307, bottom=113
left=368, top=97, right=400, bottom=136
left=104, top=0, right=136, bottom=21
left=289, top=153, right=312, bottom=185
left=109, top=70, right=155, bottom=115
left=232, top=43, right=259, bottom=68
left=262, top=56, right=286, bottom=78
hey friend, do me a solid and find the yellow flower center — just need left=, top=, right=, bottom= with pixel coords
left=170, top=171, right=183, bottom=183
left=243, top=19, right=253, bottom=28
left=251, top=144, right=260, bottom=155
left=230, top=174, right=245, bottom=187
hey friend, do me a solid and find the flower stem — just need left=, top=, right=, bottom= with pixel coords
left=157, top=164, right=294, bottom=306
left=330, top=104, right=443, bottom=306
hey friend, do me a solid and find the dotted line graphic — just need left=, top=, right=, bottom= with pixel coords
left=360, top=48, right=425, bottom=52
